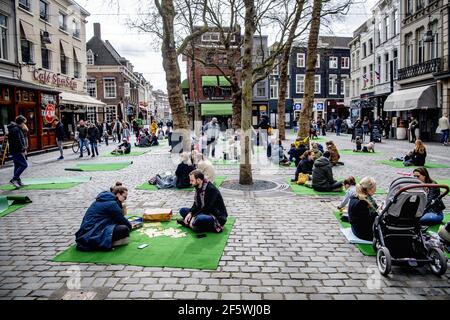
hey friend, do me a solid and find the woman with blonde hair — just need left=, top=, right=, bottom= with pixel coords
left=403, top=139, right=427, bottom=166
left=195, top=152, right=216, bottom=182
left=348, top=176, right=379, bottom=241
left=175, top=152, right=195, bottom=189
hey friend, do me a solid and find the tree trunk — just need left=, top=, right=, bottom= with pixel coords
left=190, top=48, right=201, bottom=138
left=277, top=0, right=306, bottom=141
left=298, top=0, right=322, bottom=141
left=159, top=0, right=190, bottom=151
left=239, top=0, right=256, bottom=185
left=231, top=86, right=242, bottom=130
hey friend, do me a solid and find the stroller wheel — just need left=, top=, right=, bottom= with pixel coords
left=428, top=248, right=447, bottom=276
left=377, top=247, right=392, bottom=276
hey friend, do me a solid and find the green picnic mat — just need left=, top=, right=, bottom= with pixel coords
left=53, top=216, right=236, bottom=270
left=0, top=195, right=32, bottom=218
left=65, top=161, right=133, bottom=172
left=310, top=136, right=326, bottom=142
left=211, top=159, right=240, bottom=166
left=340, top=149, right=383, bottom=156
left=0, top=176, right=91, bottom=190
left=288, top=179, right=345, bottom=196
left=136, top=176, right=227, bottom=191
left=379, top=160, right=450, bottom=169
left=102, top=151, right=148, bottom=157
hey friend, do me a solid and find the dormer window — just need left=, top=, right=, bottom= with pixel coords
left=87, top=50, right=94, bottom=65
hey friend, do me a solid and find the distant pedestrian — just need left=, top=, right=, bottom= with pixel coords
left=204, top=118, right=220, bottom=158
left=113, top=119, right=122, bottom=142
left=438, top=113, right=450, bottom=146
left=77, top=120, right=90, bottom=157
left=409, top=116, right=419, bottom=143
left=122, top=122, right=130, bottom=142
left=52, top=118, right=65, bottom=160
left=7, top=115, right=29, bottom=188
left=335, top=116, right=343, bottom=136
left=102, top=121, right=110, bottom=146
left=88, top=123, right=99, bottom=157
left=383, top=117, right=391, bottom=139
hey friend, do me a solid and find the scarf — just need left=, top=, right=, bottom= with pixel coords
left=193, top=179, right=224, bottom=232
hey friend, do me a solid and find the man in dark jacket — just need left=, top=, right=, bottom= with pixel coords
left=52, top=118, right=65, bottom=160
left=335, top=117, right=343, bottom=136
left=311, top=151, right=343, bottom=192
left=178, top=170, right=228, bottom=233
left=87, top=123, right=99, bottom=157
left=75, top=186, right=132, bottom=251
left=77, top=120, right=90, bottom=157
left=7, top=115, right=29, bottom=188
left=256, top=115, right=270, bottom=146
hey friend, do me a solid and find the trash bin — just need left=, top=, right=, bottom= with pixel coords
left=396, top=127, right=407, bottom=140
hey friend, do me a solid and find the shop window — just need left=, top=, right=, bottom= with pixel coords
left=87, top=106, right=96, bottom=124
left=106, top=106, right=116, bottom=123
left=41, top=93, right=57, bottom=129
left=0, top=14, right=7, bottom=60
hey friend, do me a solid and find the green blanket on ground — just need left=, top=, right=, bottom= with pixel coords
left=102, top=151, right=148, bottom=157
left=379, top=160, right=450, bottom=169
left=0, top=196, right=32, bottom=218
left=211, top=159, right=240, bottom=166
left=136, top=176, right=227, bottom=191
left=340, top=149, right=383, bottom=156
left=288, top=180, right=345, bottom=196
left=65, top=161, right=133, bottom=172
left=332, top=211, right=450, bottom=257
left=53, top=216, right=235, bottom=270
left=0, top=176, right=91, bottom=190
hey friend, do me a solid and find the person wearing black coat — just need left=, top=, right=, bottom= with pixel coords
left=311, top=151, right=343, bottom=192
left=178, top=170, right=228, bottom=233
left=87, top=123, right=99, bottom=157
left=75, top=186, right=132, bottom=251
left=292, top=150, right=315, bottom=182
left=52, top=118, right=65, bottom=160
left=175, top=153, right=195, bottom=189
left=7, top=115, right=28, bottom=188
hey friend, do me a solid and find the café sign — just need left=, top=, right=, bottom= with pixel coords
left=33, top=69, right=78, bottom=90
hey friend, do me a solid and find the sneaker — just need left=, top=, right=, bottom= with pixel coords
left=9, top=179, right=21, bottom=188
left=91, top=154, right=95, bottom=158
left=112, top=237, right=129, bottom=247
left=176, top=219, right=189, bottom=227
left=17, top=179, right=26, bottom=187
left=79, top=155, right=83, bottom=158
left=57, top=156, right=64, bottom=160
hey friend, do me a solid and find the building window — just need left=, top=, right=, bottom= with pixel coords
left=41, top=47, right=50, bottom=69
left=369, top=39, right=373, bottom=54
left=384, top=53, right=389, bottom=82
left=341, top=57, right=349, bottom=69
left=104, top=78, right=117, bottom=98
left=355, top=50, right=360, bottom=69
left=363, top=66, right=367, bottom=88
left=341, top=75, right=349, bottom=96
left=270, top=79, right=278, bottom=99
left=72, top=19, right=81, bottom=38
left=416, top=28, right=425, bottom=63
left=393, top=10, right=398, bottom=35
left=297, top=53, right=305, bottom=68
left=201, top=33, right=219, bottom=42
left=59, top=12, right=67, bottom=31
left=19, top=0, right=31, bottom=11
left=73, top=59, right=80, bottom=79
left=271, top=60, right=279, bottom=75
left=106, top=106, right=116, bottom=123
left=406, top=0, right=413, bottom=15
left=356, top=78, right=360, bottom=96
left=314, top=75, right=321, bottom=94
left=351, top=53, right=355, bottom=70
left=362, top=43, right=367, bottom=57
left=39, top=1, right=49, bottom=21
left=256, top=82, right=265, bottom=97
left=405, top=33, right=413, bottom=66
left=21, top=39, right=34, bottom=63
left=87, top=79, right=97, bottom=98
left=315, top=54, right=320, bottom=68
left=416, top=0, right=424, bottom=10
left=393, top=49, right=398, bottom=79
left=60, top=52, right=67, bottom=74
left=296, top=74, right=304, bottom=93
left=429, top=22, right=438, bottom=59
left=329, top=75, right=337, bottom=95
left=87, top=50, right=94, bottom=65
left=377, top=22, right=382, bottom=45
left=87, top=106, right=96, bottom=124
left=0, top=14, right=7, bottom=60
left=385, top=15, right=390, bottom=40
left=369, top=64, right=374, bottom=86
left=329, top=56, right=338, bottom=69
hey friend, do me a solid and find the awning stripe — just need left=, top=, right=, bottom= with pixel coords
left=384, top=85, right=436, bottom=112
left=60, top=40, right=73, bottom=59
left=202, top=76, right=218, bottom=87
left=20, top=20, right=38, bottom=43
left=201, top=103, right=232, bottom=116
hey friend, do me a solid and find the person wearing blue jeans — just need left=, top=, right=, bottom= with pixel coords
left=77, top=120, right=90, bottom=157
left=7, top=115, right=29, bottom=188
left=177, top=170, right=228, bottom=233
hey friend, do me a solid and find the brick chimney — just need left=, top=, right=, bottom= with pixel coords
left=94, top=23, right=101, bottom=39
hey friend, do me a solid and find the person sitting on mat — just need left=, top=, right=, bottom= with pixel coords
left=177, top=170, right=228, bottom=233
left=292, top=150, right=315, bottom=182
left=195, top=152, right=216, bottom=182
left=403, top=139, right=427, bottom=166
left=311, top=142, right=322, bottom=161
left=348, top=177, right=379, bottom=241
left=413, top=167, right=445, bottom=226
left=311, top=151, right=343, bottom=192
left=150, top=133, right=159, bottom=146
left=175, top=152, right=196, bottom=189
left=288, top=143, right=306, bottom=167
left=337, top=176, right=357, bottom=211
left=326, top=141, right=343, bottom=166
left=362, top=141, right=375, bottom=153
left=112, top=138, right=131, bottom=155
left=75, top=184, right=132, bottom=251
left=353, top=136, right=363, bottom=152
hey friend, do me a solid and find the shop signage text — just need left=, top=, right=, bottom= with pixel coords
left=33, top=69, right=78, bottom=90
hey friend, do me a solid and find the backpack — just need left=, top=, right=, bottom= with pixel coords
left=297, top=173, right=309, bottom=185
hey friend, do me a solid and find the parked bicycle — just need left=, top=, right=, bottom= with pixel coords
left=72, top=134, right=90, bottom=154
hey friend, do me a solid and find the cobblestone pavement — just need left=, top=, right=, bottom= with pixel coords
left=0, top=131, right=449, bottom=300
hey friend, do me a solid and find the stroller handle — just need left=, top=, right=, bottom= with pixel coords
left=394, top=184, right=449, bottom=200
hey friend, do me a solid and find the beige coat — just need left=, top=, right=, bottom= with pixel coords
left=438, top=116, right=450, bottom=130
left=197, top=159, right=216, bottom=182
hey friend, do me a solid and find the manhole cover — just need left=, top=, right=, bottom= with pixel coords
left=221, top=179, right=278, bottom=191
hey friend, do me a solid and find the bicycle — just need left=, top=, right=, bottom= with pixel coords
left=72, top=136, right=90, bottom=154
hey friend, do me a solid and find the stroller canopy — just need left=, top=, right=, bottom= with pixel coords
left=385, top=177, right=427, bottom=219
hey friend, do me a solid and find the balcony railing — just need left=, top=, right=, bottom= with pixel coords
left=397, top=58, right=441, bottom=80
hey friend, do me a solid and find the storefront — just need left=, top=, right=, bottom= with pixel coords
left=384, top=85, right=438, bottom=141
left=201, top=102, right=233, bottom=130
left=59, top=91, right=106, bottom=139
left=0, top=76, right=60, bottom=151
left=252, top=103, right=268, bottom=127
left=326, top=99, right=349, bottom=121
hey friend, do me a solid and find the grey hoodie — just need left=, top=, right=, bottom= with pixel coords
left=312, top=156, right=336, bottom=190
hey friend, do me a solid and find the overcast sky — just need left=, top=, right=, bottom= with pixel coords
left=79, top=0, right=378, bottom=92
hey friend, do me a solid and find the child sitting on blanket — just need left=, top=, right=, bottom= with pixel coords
left=362, top=141, right=375, bottom=153
left=112, top=139, right=131, bottom=154
left=353, top=136, right=362, bottom=152
left=337, top=176, right=357, bottom=215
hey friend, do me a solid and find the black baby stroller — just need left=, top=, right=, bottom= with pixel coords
left=371, top=124, right=382, bottom=143
left=373, top=177, right=449, bottom=276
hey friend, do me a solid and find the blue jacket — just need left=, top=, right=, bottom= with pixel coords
left=75, top=192, right=131, bottom=251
